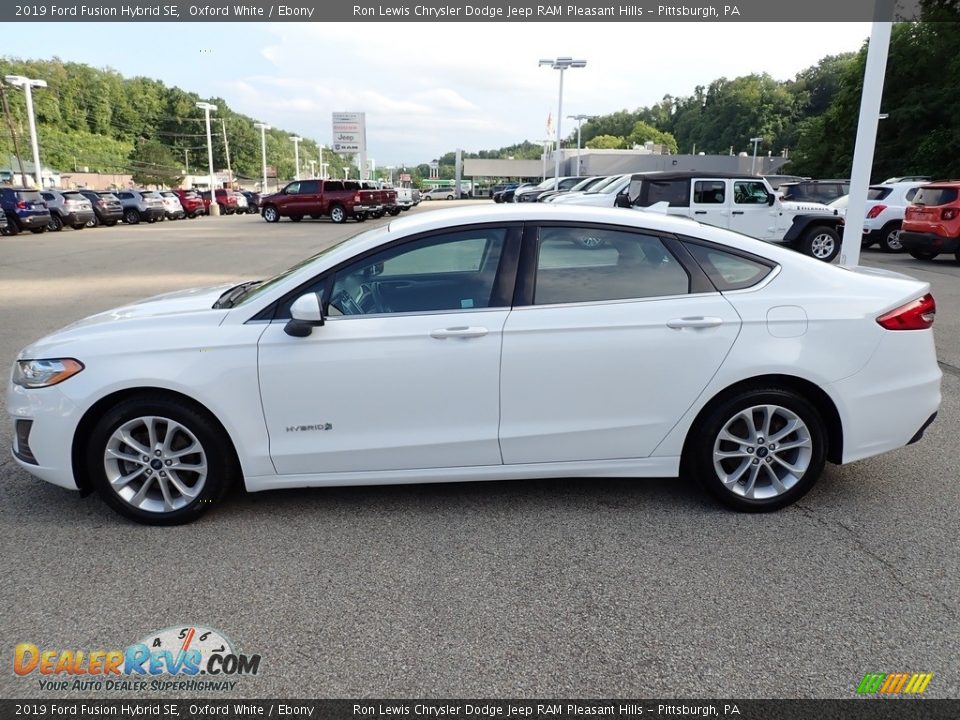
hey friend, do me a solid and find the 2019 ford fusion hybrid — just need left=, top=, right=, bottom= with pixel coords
left=8, top=205, right=941, bottom=524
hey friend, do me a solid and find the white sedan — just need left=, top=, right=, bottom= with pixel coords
left=8, top=205, right=941, bottom=524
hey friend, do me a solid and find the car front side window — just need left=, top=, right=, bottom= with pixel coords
left=327, top=228, right=508, bottom=317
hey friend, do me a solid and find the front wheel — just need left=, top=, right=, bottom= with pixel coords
left=87, top=396, right=236, bottom=525
left=909, top=249, right=939, bottom=261
left=329, top=204, right=347, bottom=224
left=879, top=223, right=904, bottom=253
left=800, top=226, right=840, bottom=262
left=261, top=206, right=280, bottom=223
left=688, top=388, right=827, bottom=512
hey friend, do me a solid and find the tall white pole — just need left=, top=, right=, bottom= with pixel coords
left=254, top=123, right=270, bottom=192
left=318, top=145, right=325, bottom=178
left=554, top=69, right=564, bottom=190
left=5, top=76, right=47, bottom=187
left=750, top=137, right=762, bottom=175
left=289, top=136, right=302, bottom=181
left=840, top=14, right=893, bottom=268
left=196, top=102, right=219, bottom=216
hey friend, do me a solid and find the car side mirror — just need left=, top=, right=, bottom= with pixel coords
left=284, top=293, right=324, bottom=337
left=767, top=193, right=776, bottom=206
left=614, top=192, right=630, bottom=208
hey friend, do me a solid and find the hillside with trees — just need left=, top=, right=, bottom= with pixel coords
left=0, top=57, right=351, bottom=185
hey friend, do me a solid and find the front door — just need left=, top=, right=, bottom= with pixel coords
left=729, top=179, right=778, bottom=240
left=258, top=225, right=518, bottom=475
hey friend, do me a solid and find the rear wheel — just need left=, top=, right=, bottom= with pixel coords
left=87, top=396, right=236, bottom=525
left=800, top=225, right=840, bottom=262
left=909, top=249, right=939, bottom=261
left=387, top=207, right=402, bottom=216
left=29, top=227, right=46, bottom=234
left=290, top=215, right=303, bottom=222
left=48, top=214, right=64, bottom=232
left=262, top=205, right=280, bottom=223
left=124, top=209, right=141, bottom=225
left=688, top=387, right=827, bottom=512
left=354, top=213, right=367, bottom=222
left=103, top=220, right=117, bottom=227
left=86, top=214, right=100, bottom=228
left=879, top=222, right=904, bottom=253
left=329, top=204, right=347, bottom=224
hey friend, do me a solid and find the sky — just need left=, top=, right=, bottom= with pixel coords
left=4, top=22, right=872, bottom=166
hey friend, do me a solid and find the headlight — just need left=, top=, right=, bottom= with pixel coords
left=13, top=358, right=85, bottom=388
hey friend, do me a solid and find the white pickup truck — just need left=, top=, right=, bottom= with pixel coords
left=616, top=172, right=844, bottom=262
left=393, top=186, right=420, bottom=211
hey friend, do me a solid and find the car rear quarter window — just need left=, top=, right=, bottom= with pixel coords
left=683, top=242, right=774, bottom=291
left=868, top=187, right=892, bottom=201
left=693, top=181, right=726, bottom=204
left=913, top=187, right=958, bottom=206
left=323, top=181, right=344, bottom=192
left=533, top=227, right=690, bottom=305
left=641, top=179, right=690, bottom=207
left=17, top=191, right=43, bottom=203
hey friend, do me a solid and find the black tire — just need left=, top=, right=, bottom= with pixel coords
left=909, top=249, right=939, bottom=261
left=124, top=209, right=141, bottom=225
left=72, top=224, right=86, bottom=230
left=86, top=214, right=100, bottom=228
left=687, top=387, right=827, bottom=512
left=29, top=227, right=46, bottom=234
left=799, top=225, right=840, bottom=262
left=5, top=216, right=20, bottom=235
left=355, top=213, right=367, bottom=222
left=371, top=210, right=385, bottom=219
left=103, top=220, right=117, bottom=227
left=290, top=215, right=303, bottom=223
left=387, top=207, right=402, bottom=216
left=86, top=395, right=237, bottom=525
left=310, top=214, right=322, bottom=220
left=262, top=205, right=280, bottom=223
left=329, top=204, right=347, bottom=224
left=879, top=222, right=904, bottom=253
left=48, top=213, right=64, bottom=232
left=218, top=204, right=227, bottom=216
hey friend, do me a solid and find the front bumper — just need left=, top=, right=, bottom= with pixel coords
left=899, top=231, right=960, bottom=253
left=7, top=382, right=83, bottom=491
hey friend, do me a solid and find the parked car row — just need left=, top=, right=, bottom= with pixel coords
left=0, top=186, right=267, bottom=235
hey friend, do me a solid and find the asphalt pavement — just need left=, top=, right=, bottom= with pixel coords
left=1, top=205, right=958, bottom=699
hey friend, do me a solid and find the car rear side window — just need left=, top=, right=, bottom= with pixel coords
left=635, top=179, right=689, bottom=207
left=913, top=187, right=958, bottom=206
left=868, top=187, right=892, bottom=201
left=683, top=242, right=774, bottom=291
left=323, top=181, right=344, bottom=192
left=17, top=191, right=43, bottom=203
left=533, top=227, right=689, bottom=305
left=693, top=181, right=726, bottom=204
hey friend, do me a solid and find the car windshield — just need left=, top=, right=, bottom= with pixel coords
left=596, top=177, right=629, bottom=194
left=16, top=191, right=43, bottom=202
left=232, top=225, right=391, bottom=307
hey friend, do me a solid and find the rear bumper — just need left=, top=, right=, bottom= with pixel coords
left=827, top=330, right=941, bottom=464
left=63, top=210, right=95, bottom=225
left=899, top=231, right=960, bottom=253
left=353, top=204, right=382, bottom=215
left=14, top=213, right=51, bottom=228
left=141, top=207, right=166, bottom=220
left=96, top=208, right=124, bottom=221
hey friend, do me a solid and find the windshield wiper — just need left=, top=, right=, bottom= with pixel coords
left=213, top=280, right=262, bottom=309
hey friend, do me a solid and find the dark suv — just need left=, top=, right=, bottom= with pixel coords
left=78, top=190, right=123, bottom=227
left=0, top=187, right=52, bottom=235
left=778, top=179, right=850, bottom=204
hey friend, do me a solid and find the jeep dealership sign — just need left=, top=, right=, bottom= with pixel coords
left=332, top=112, right=366, bottom=154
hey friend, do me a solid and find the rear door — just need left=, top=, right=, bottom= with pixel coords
left=498, top=223, right=741, bottom=464
left=690, top=179, right=731, bottom=229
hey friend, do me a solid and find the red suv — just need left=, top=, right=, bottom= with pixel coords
left=901, top=182, right=960, bottom=263
left=173, top=189, right=206, bottom=218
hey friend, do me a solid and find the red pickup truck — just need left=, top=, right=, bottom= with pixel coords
left=259, top=179, right=380, bottom=224
left=360, top=180, right=401, bottom=218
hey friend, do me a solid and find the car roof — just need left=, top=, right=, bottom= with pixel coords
left=632, top=171, right=764, bottom=181
left=919, top=180, right=960, bottom=187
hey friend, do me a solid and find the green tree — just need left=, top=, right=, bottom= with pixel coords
left=585, top=134, right=625, bottom=149
left=626, top=121, right=679, bottom=154
left=129, top=138, right=182, bottom=187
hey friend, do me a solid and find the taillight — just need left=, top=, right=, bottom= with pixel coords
left=16, top=200, right=26, bottom=209
left=941, top=207, right=958, bottom=220
left=866, top=204, right=886, bottom=219
left=97, top=200, right=105, bottom=207
left=877, top=293, right=936, bottom=330
left=354, top=193, right=361, bottom=203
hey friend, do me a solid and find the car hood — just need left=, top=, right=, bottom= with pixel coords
left=19, top=284, right=235, bottom=358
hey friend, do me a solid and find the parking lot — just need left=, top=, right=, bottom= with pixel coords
left=2, top=206, right=959, bottom=699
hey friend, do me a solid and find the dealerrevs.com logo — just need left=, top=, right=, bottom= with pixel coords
left=14, top=625, right=261, bottom=692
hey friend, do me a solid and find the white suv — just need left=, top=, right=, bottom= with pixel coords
left=861, top=182, right=925, bottom=253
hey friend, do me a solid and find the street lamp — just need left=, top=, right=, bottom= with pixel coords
left=386, top=166, right=394, bottom=184
left=289, top=135, right=302, bottom=181
left=196, top=102, right=219, bottom=216
left=749, top=136, right=763, bottom=175
left=318, top=145, right=325, bottom=178
left=321, top=162, right=329, bottom=180
left=539, top=57, right=587, bottom=190
left=5, top=75, right=47, bottom=187
left=254, top=122, right=270, bottom=193
left=568, top=114, right=592, bottom=175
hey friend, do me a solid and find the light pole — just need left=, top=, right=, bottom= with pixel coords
left=386, top=166, right=394, bottom=184
left=196, top=101, right=219, bottom=216
left=321, top=162, right=329, bottom=180
left=254, top=123, right=270, bottom=192
left=539, top=57, right=587, bottom=190
left=318, top=145, right=325, bottom=178
left=749, top=136, right=762, bottom=175
left=289, top=135, right=302, bottom=181
left=568, top=113, right=591, bottom=175
left=343, top=168, right=349, bottom=180
left=309, top=160, right=317, bottom=178
left=5, top=75, right=47, bottom=187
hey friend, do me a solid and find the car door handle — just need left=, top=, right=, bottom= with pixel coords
left=694, top=210, right=707, bottom=215
left=732, top=210, right=745, bottom=215
left=666, top=316, right=724, bottom=329
left=430, top=326, right=489, bottom=339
